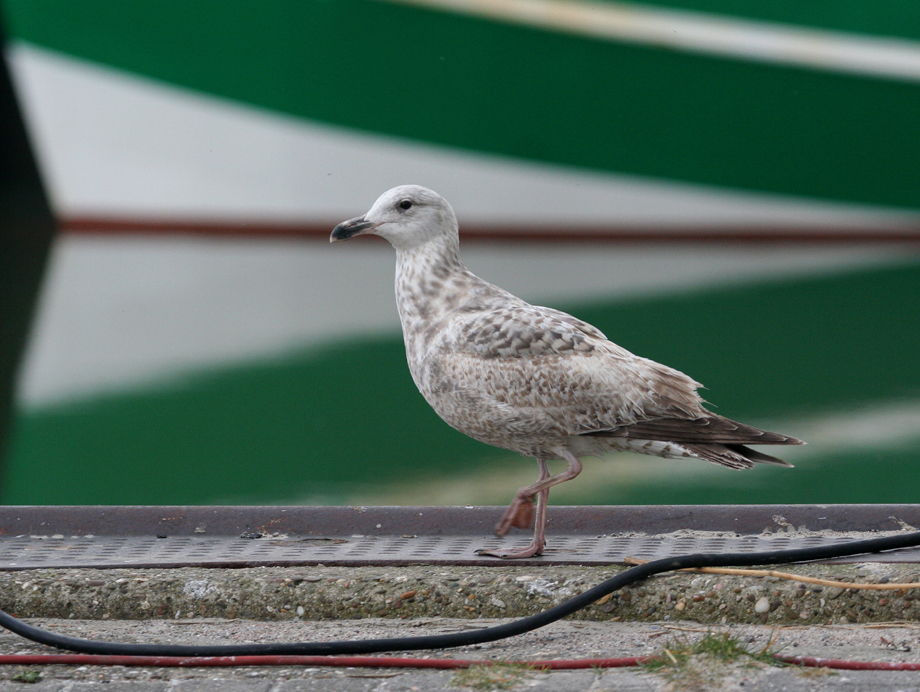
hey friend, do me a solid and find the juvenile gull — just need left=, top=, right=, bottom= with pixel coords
left=331, top=185, right=803, bottom=559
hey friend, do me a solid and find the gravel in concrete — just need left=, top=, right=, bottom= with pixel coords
left=1, top=563, right=918, bottom=625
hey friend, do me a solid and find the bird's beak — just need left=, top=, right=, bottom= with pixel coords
left=330, top=216, right=380, bottom=242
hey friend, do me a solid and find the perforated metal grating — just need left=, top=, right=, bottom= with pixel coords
left=0, top=505, right=918, bottom=569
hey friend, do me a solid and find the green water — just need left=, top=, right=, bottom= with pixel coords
left=4, top=259, right=919, bottom=505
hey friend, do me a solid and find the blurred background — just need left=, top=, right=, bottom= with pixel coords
left=0, top=0, right=918, bottom=508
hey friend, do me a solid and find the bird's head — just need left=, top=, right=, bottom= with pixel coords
left=330, top=185, right=459, bottom=252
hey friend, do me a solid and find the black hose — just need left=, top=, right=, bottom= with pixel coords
left=1, top=530, right=918, bottom=656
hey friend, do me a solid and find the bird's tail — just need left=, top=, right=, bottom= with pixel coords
left=682, top=443, right=794, bottom=470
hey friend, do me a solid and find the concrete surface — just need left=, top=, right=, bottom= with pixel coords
left=1, top=563, right=918, bottom=625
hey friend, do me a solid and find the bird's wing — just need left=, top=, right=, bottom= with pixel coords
left=583, top=414, right=804, bottom=446
left=451, top=301, right=626, bottom=360
left=528, top=306, right=610, bottom=342
left=437, top=303, right=707, bottom=437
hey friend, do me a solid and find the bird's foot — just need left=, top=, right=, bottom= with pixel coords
left=494, top=496, right=536, bottom=536
left=475, top=539, right=546, bottom=559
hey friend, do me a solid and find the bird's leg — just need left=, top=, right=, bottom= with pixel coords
left=475, top=459, right=549, bottom=559
left=504, top=459, right=550, bottom=531
left=476, top=452, right=582, bottom=559
left=494, top=454, right=581, bottom=538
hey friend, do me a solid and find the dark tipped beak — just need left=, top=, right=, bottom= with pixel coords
left=330, top=216, right=380, bottom=242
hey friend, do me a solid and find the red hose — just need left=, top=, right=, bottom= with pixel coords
left=0, top=654, right=644, bottom=669
left=0, top=654, right=918, bottom=671
left=776, top=656, right=920, bottom=671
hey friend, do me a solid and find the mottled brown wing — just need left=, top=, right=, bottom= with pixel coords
left=536, top=307, right=609, bottom=341
left=456, top=308, right=602, bottom=360
left=440, top=301, right=712, bottom=436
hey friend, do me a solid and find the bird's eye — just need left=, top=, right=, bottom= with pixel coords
left=398, top=199, right=413, bottom=211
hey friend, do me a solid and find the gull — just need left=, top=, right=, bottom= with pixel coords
left=331, top=185, right=804, bottom=559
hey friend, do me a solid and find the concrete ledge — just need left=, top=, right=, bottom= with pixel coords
left=1, top=563, right=918, bottom=625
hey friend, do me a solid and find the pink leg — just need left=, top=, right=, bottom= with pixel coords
left=476, top=451, right=582, bottom=559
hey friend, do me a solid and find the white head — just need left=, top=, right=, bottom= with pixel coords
left=330, top=185, right=459, bottom=252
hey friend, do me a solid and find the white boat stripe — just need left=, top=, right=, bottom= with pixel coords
left=12, top=46, right=920, bottom=229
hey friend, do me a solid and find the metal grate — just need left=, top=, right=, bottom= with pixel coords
left=0, top=532, right=890, bottom=569
left=0, top=505, right=917, bottom=569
